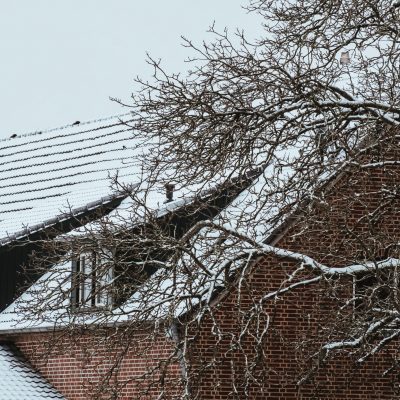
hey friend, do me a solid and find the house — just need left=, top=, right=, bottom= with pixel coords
left=0, top=114, right=255, bottom=399
left=0, top=118, right=400, bottom=399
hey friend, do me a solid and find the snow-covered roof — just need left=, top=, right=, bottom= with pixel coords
left=0, top=343, right=65, bottom=399
left=0, top=113, right=354, bottom=332
left=0, top=113, right=146, bottom=244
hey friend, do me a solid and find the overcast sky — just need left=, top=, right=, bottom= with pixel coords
left=0, top=1, right=261, bottom=139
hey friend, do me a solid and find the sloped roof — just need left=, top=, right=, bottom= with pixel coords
left=0, top=343, right=65, bottom=399
left=0, top=113, right=146, bottom=244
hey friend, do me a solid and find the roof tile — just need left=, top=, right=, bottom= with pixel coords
left=0, top=343, right=65, bottom=399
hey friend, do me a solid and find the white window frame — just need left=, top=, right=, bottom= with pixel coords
left=72, top=249, right=114, bottom=309
left=95, top=249, right=114, bottom=307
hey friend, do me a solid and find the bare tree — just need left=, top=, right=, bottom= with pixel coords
left=9, top=0, right=400, bottom=398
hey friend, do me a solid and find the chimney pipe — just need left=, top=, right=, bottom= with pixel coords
left=340, top=51, right=350, bottom=65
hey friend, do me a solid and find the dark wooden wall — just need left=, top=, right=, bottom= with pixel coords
left=0, top=242, right=42, bottom=310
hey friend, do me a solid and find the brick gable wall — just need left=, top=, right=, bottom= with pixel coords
left=184, top=158, right=400, bottom=398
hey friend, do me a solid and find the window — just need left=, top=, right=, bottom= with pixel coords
left=71, top=249, right=114, bottom=309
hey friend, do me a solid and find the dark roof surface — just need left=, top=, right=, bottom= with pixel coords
left=0, top=113, right=144, bottom=243
left=0, top=343, right=65, bottom=399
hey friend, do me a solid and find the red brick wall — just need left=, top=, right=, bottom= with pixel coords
left=186, top=259, right=400, bottom=399
left=13, top=329, right=181, bottom=400
left=185, top=161, right=400, bottom=399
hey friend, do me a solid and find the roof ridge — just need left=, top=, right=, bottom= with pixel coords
left=0, top=112, right=132, bottom=144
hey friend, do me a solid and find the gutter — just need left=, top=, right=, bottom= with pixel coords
left=0, top=188, right=138, bottom=247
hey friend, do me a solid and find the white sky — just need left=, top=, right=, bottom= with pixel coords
left=0, top=1, right=262, bottom=139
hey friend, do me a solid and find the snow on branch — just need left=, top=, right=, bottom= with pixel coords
left=189, top=220, right=400, bottom=277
